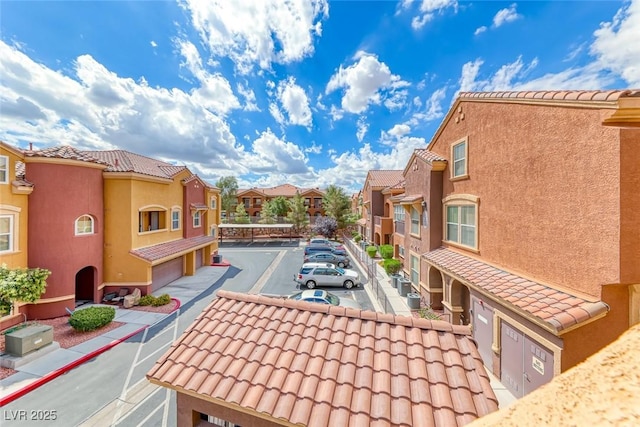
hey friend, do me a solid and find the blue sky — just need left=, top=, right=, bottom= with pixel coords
left=1, top=1, right=638, bottom=193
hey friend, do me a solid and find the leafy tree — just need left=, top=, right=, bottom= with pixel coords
left=215, top=176, right=238, bottom=218
left=286, top=192, right=309, bottom=232
left=322, top=185, right=351, bottom=229
left=312, top=216, right=338, bottom=239
left=271, top=196, right=289, bottom=218
left=0, top=264, right=51, bottom=316
left=234, top=203, right=250, bottom=224
left=259, top=199, right=277, bottom=224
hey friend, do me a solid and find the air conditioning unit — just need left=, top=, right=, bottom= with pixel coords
left=5, top=324, right=54, bottom=356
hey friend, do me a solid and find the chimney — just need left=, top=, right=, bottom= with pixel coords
left=29, top=142, right=33, bottom=150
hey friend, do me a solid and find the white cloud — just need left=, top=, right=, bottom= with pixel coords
left=403, top=0, right=458, bottom=30
left=276, top=77, right=313, bottom=128
left=0, top=40, right=247, bottom=170
left=181, top=0, right=329, bottom=73
left=458, top=59, right=484, bottom=93
left=326, top=52, right=408, bottom=115
left=590, top=0, right=640, bottom=87
left=356, top=117, right=369, bottom=142
left=237, top=82, right=260, bottom=111
left=245, top=128, right=310, bottom=174
left=269, top=102, right=285, bottom=125
left=474, top=26, right=487, bottom=36
left=407, top=86, right=447, bottom=126
left=150, top=40, right=158, bottom=48
left=329, top=105, right=343, bottom=121
left=388, top=124, right=411, bottom=137
left=177, top=39, right=240, bottom=115
left=493, top=4, right=521, bottom=28
left=304, top=142, right=322, bottom=154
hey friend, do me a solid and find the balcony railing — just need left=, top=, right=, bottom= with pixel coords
left=374, top=216, right=393, bottom=234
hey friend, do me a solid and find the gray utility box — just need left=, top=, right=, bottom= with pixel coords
left=5, top=324, right=54, bottom=357
left=398, top=278, right=412, bottom=297
left=390, top=274, right=402, bottom=290
left=407, top=293, right=421, bottom=310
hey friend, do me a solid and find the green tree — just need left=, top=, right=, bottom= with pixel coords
left=286, top=192, right=309, bottom=232
left=215, top=176, right=238, bottom=219
left=322, top=185, right=351, bottom=229
left=271, top=196, right=289, bottom=218
left=259, top=199, right=277, bottom=224
left=234, top=203, right=250, bottom=224
left=0, top=264, right=51, bottom=316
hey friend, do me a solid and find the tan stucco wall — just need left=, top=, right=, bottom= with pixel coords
left=177, top=392, right=283, bottom=427
left=430, top=101, right=625, bottom=298
left=619, top=127, right=640, bottom=283
left=0, top=146, right=28, bottom=269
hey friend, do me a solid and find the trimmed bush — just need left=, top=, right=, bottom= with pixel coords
left=153, top=294, right=171, bottom=306
left=366, top=245, right=378, bottom=258
left=379, top=244, right=394, bottom=259
left=353, top=233, right=362, bottom=243
left=139, top=294, right=171, bottom=307
left=383, top=258, right=402, bottom=275
left=69, top=306, right=115, bottom=332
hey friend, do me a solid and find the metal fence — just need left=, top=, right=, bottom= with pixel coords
left=343, top=237, right=395, bottom=314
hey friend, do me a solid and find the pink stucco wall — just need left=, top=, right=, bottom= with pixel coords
left=430, top=101, right=633, bottom=299
left=27, top=162, right=104, bottom=318
left=183, top=178, right=206, bottom=239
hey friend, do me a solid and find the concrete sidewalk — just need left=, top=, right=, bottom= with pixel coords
left=0, top=265, right=229, bottom=405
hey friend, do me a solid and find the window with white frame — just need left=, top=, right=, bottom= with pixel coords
left=0, top=215, right=13, bottom=252
left=0, top=155, right=8, bottom=184
left=210, top=196, right=217, bottom=210
left=171, top=209, right=181, bottom=230
left=394, top=205, right=405, bottom=222
left=445, top=198, right=477, bottom=249
left=139, top=208, right=167, bottom=232
left=75, top=215, right=94, bottom=235
left=410, top=255, right=419, bottom=287
left=410, top=206, right=420, bottom=235
left=451, top=138, right=468, bottom=179
left=193, top=211, right=202, bottom=228
left=210, top=226, right=216, bottom=237
left=398, top=245, right=405, bottom=257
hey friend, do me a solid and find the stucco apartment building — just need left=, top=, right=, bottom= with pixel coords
left=360, top=170, right=404, bottom=245
left=0, top=143, right=220, bottom=328
left=384, top=89, right=640, bottom=398
left=235, top=184, right=326, bottom=221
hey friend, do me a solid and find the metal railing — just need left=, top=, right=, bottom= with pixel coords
left=344, top=237, right=394, bottom=314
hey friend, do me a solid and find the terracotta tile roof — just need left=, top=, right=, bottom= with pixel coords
left=414, top=149, right=447, bottom=163
left=458, top=90, right=631, bottom=103
left=24, top=145, right=110, bottom=166
left=399, top=194, right=424, bottom=204
left=130, top=236, right=217, bottom=262
left=366, top=170, right=405, bottom=189
left=239, top=184, right=325, bottom=198
left=423, top=248, right=609, bottom=333
left=190, top=203, right=208, bottom=210
left=86, top=150, right=188, bottom=179
left=147, top=290, right=498, bottom=427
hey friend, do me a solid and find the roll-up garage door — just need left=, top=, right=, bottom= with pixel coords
left=151, top=257, right=183, bottom=291
left=195, top=249, right=203, bottom=269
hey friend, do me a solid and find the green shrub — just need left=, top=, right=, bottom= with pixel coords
left=379, top=244, right=394, bottom=259
left=153, top=294, right=171, bottom=306
left=366, top=245, right=378, bottom=258
left=353, top=233, right=362, bottom=243
left=383, top=258, right=402, bottom=275
left=69, top=306, right=115, bottom=332
left=139, top=294, right=171, bottom=307
left=138, top=295, right=155, bottom=306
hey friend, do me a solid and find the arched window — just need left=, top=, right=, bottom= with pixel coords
left=75, top=215, right=94, bottom=235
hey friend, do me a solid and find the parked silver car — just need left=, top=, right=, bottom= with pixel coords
left=303, top=252, right=350, bottom=268
left=294, top=262, right=360, bottom=289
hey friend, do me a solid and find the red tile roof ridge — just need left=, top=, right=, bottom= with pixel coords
left=24, top=145, right=111, bottom=166
left=217, top=290, right=472, bottom=335
left=458, top=89, right=632, bottom=103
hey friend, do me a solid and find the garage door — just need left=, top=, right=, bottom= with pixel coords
left=151, top=257, right=183, bottom=292
left=195, top=249, right=203, bottom=269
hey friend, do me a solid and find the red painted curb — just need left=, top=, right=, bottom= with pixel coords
left=0, top=324, right=148, bottom=407
left=170, top=298, right=181, bottom=312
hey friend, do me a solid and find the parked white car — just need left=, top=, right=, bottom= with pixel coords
left=288, top=289, right=361, bottom=309
left=294, top=262, right=360, bottom=289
